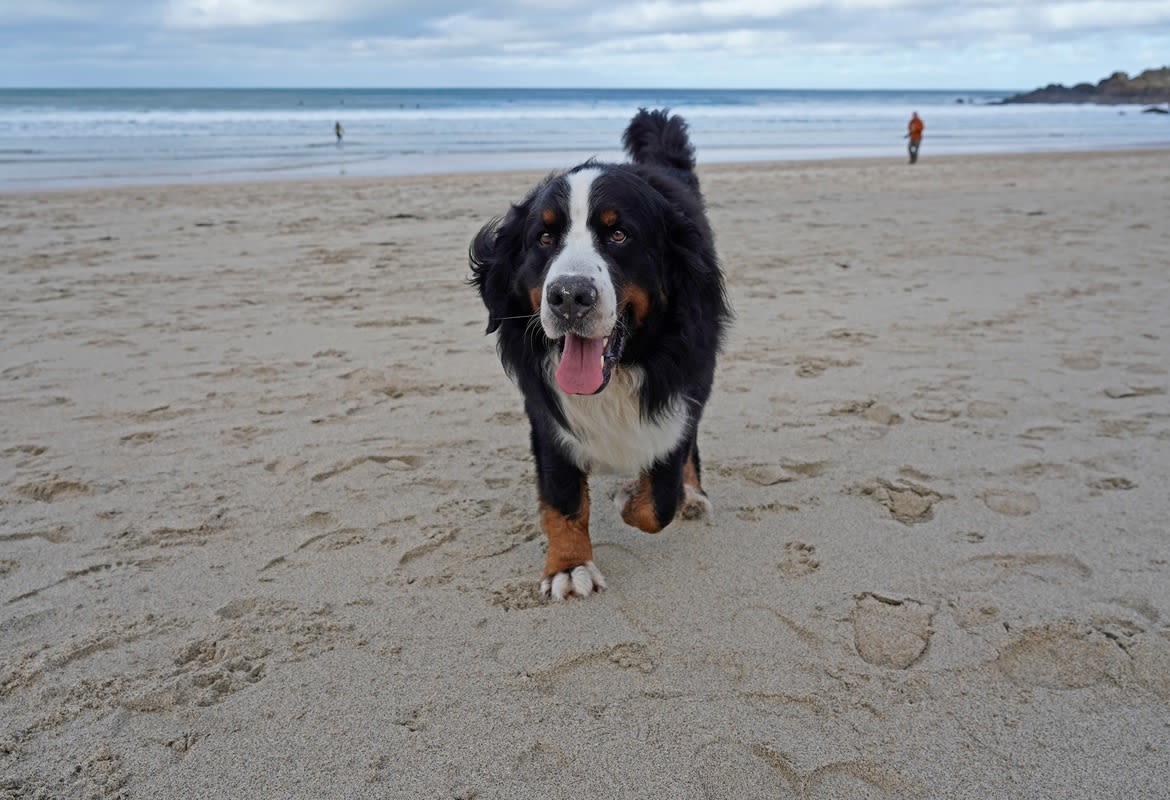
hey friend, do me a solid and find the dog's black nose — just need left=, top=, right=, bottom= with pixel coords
left=546, top=276, right=598, bottom=320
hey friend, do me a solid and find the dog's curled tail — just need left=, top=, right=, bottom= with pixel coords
left=622, top=108, right=696, bottom=179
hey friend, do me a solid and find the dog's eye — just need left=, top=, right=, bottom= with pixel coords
left=609, top=229, right=628, bottom=244
left=538, top=232, right=555, bottom=247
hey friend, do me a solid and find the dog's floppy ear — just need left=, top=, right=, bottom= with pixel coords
left=661, top=195, right=731, bottom=337
left=469, top=205, right=527, bottom=334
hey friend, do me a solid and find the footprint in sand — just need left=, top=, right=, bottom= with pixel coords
left=1103, top=384, right=1164, bottom=399
left=0, top=525, right=71, bottom=544
left=1, top=363, right=41, bottom=381
left=119, top=430, right=158, bottom=445
left=854, top=477, right=949, bottom=525
left=528, top=643, right=657, bottom=694
left=829, top=399, right=903, bottom=425
left=958, top=553, right=1092, bottom=585
left=1060, top=354, right=1101, bottom=371
left=795, top=356, right=859, bottom=378
left=1129, top=634, right=1170, bottom=701
left=1087, top=476, right=1137, bottom=492
left=779, top=541, right=820, bottom=577
left=124, top=598, right=352, bottom=711
left=980, top=488, right=1041, bottom=516
left=697, top=741, right=911, bottom=799
left=966, top=400, right=1009, bottom=419
left=736, top=500, right=801, bottom=522
left=826, top=328, right=877, bottom=345
left=3, top=443, right=47, bottom=461
left=491, top=582, right=547, bottom=611
left=910, top=407, right=958, bottom=423
left=721, top=460, right=827, bottom=487
left=435, top=497, right=493, bottom=520
left=1020, top=424, right=1064, bottom=441
left=728, top=463, right=796, bottom=486
left=996, top=622, right=1129, bottom=690
left=303, top=510, right=337, bottom=528
left=310, top=454, right=423, bottom=483
left=852, top=592, right=934, bottom=669
left=264, top=456, right=308, bottom=475
left=15, top=477, right=94, bottom=502
left=70, top=747, right=129, bottom=799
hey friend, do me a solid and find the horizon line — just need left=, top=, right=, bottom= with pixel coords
left=0, top=85, right=1020, bottom=93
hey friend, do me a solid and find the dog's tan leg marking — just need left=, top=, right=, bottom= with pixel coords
left=539, top=481, right=606, bottom=599
left=540, top=500, right=592, bottom=577
left=620, top=473, right=665, bottom=533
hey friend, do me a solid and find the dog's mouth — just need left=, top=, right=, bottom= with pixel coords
left=554, top=308, right=631, bottom=396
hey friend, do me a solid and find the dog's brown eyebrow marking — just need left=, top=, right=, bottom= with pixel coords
left=599, top=208, right=619, bottom=227
left=541, top=208, right=558, bottom=226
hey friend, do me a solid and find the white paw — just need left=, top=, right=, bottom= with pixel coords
left=680, top=484, right=713, bottom=519
left=540, top=561, right=607, bottom=600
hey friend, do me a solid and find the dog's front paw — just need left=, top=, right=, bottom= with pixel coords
left=680, top=484, right=713, bottom=519
left=615, top=479, right=711, bottom=529
left=540, top=561, right=607, bottom=600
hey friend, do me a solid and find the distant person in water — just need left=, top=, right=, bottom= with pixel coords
left=334, top=121, right=344, bottom=143
left=905, top=112, right=924, bottom=164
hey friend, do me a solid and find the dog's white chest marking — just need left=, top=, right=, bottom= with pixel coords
left=551, top=364, right=689, bottom=474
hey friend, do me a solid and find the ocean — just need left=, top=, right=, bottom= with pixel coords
left=2, top=87, right=1168, bottom=190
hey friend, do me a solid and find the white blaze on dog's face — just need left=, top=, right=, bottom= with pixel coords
left=539, top=168, right=619, bottom=396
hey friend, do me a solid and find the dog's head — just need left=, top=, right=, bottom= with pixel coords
left=470, top=162, right=720, bottom=396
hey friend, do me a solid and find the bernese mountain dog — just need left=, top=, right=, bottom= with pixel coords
left=469, top=109, right=730, bottom=600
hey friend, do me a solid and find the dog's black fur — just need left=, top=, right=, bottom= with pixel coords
left=469, top=109, right=730, bottom=598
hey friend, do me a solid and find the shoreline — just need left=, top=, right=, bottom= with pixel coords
left=8, top=84, right=1170, bottom=194
left=5, top=143, right=1170, bottom=196
left=3, top=147, right=1169, bottom=796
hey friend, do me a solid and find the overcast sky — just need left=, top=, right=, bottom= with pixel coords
left=2, top=0, right=1168, bottom=90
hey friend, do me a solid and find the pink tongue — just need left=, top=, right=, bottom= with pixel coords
left=556, top=333, right=606, bottom=395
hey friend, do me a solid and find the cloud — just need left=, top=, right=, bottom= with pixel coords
left=163, top=0, right=361, bottom=29
left=1040, top=0, right=1170, bottom=31
left=0, top=0, right=1168, bottom=87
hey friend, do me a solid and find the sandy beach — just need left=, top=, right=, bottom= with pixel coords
left=2, top=149, right=1169, bottom=798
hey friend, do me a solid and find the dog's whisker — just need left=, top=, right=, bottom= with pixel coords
left=523, top=315, right=547, bottom=348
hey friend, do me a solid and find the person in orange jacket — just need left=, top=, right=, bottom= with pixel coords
left=906, top=112, right=924, bottom=164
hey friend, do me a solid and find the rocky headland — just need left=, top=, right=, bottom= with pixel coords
left=1000, top=66, right=1170, bottom=106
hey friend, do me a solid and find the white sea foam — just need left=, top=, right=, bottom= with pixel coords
left=1, top=88, right=1166, bottom=189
